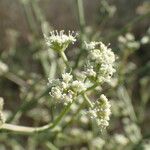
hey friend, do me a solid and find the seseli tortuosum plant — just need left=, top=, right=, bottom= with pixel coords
left=0, top=30, right=116, bottom=134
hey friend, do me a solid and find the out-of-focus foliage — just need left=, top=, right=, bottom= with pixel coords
left=0, top=0, right=150, bottom=149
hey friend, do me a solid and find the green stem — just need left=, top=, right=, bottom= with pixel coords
left=85, top=83, right=98, bottom=92
left=46, top=142, right=59, bottom=150
left=62, top=100, right=85, bottom=130
left=48, top=102, right=73, bottom=129
left=76, top=0, right=85, bottom=33
left=59, top=51, right=71, bottom=72
left=21, top=1, right=38, bottom=34
left=0, top=123, right=57, bottom=135
left=31, top=0, right=45, bottom=24
left=1, top=101, right=73, bottom=135
left=4, top=72, right=28, bottom=87
left=73, top=0, right=86, bottom=69
left=83, top=93, right=93, bottom=108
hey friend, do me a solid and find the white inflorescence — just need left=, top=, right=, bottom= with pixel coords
left=44, top=30, right=77, bottom=51
left=84, top=41, right=100, bottom=50
left=71, top=80, right=86, bottom=93
left=118, top=33, right=140, bottom=50
left=84, top=41, right=116, bottom=83
left=0, top=61, right=8, bottom=76
left=84, top=66, right=96, bottom=77
left=49, top=73, right=86, bottom=105
left=88, top=94, right=111, bottom=129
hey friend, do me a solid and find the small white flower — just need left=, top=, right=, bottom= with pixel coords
left=49, top=73, right=86, bottom=105
left=84, top=41, right=100, bottom=50
left=85, top=66, right=96, bottom=77
left=44, top=30, right=76, bottom=51
left=71, top=80, right=86, bottom=93
left=62, top=90, right=73, bottom=105
left=125, top=33, right=135, bottom=41
left=91, top=137, right=105, bottom=149
left=103, top=48, right=115, bottom=64
left=99, top=63, right=116, bottom=82
left=99, top=42, right=108, bottom=51
left=118, top=36, right=127, bottom=44
left=86, top=41, right=116, bottom=83
left=50, top=87, right=63, bottom=100
left=62, top=73, right=73, bottom=83
left=89, top=49, right=102, bottom=63
left=88, top=108, right=97, bottom=119
left=127, top=41, right=140, bottom=49
left=88, top=94, right=111, bottom=129
left=141, top=36, right=149, bottom=44
left=61, top=82, right=69, bottom=90
left=114, top=134, right=128, bottom=145
left=118, top=33, right=140, bottom=50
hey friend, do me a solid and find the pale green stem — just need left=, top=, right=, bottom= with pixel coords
left=4, top=72, right=28, bottom=87
left=76, top=0, right=85, bottom=34
left=1, top=101, right=73, bottom=135
left=118, top=86, right=137, bottom=122
left=31, top=0, right=45, bottom=24
left=40, top=56, right=50, bottom=78
left=21, top=1, right=38, bottom=34
left=83, top=93, right=93, bottom=108
left=0, top=123, right=58, bottom=135
left=59, top=51, right=71, bottom=71
left=46, top=142, right=59, bottom=150
left=73, top=0, right=86, bottom=69
left=62, top=100, right=85, bottom=130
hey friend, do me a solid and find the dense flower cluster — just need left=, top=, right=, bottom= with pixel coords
left=49, top=73, right=86, bottom=105
left=88, top=94, right=111, bottom=129
left=45, top=33, right=116, bottom=130
left=44, top=30, right=77, bottom=51
left=0, top=97, right=5, bottom=127
left=84, top=41, right=116, bottom=83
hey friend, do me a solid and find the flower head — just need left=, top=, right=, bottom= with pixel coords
left=62, top=73, right=73, bottom=83
left=84, top=41, right=100, bottom=50
left=88, top=94, right=111, bottom=129
left=84, top=41, right=116, bottom=83
left=48, top=73, right=86, bottom=105
left=44, top=30, right=77, bottom=51
left=71, top=80, right=86, bottom=93
left=84, top=66, right=96, bottom=77
left=50, top=87, right=63, bottom=100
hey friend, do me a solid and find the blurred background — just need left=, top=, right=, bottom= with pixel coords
left=0, top=0, right=150, bottom=149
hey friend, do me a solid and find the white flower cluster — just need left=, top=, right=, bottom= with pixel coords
left=118, top=33, right=140, bottom=50
left=84, top=41, right=100, bottom=50
left=0, top=97, right=5, bottom=127
left=88, top=94, right=111, bottom=129
left=84, top=41, right=116, bottom=83
left=49, top=73, right=86, bottom=105
left=0, top=61, right=8, bottom=76
left=44, top=30, right=77, bottom=51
